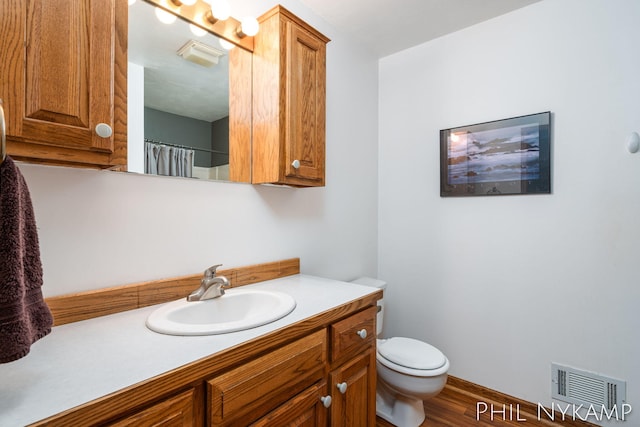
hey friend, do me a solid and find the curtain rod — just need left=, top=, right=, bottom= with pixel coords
left=144, top=138, right=228, bottom=156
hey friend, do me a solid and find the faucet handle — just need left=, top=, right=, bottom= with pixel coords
left=204, top=264, right=223, bottom=278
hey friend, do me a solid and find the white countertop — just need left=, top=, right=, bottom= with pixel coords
left=0, top=274, right=378, bottom=426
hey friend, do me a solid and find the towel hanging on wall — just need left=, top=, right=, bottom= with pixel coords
left=0, top=156, right=53, bottom=363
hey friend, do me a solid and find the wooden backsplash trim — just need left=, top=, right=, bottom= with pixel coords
left=45, top=258, right=300, bottom=326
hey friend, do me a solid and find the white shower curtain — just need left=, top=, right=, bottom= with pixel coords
left=145, top=142, right=194, bottom=178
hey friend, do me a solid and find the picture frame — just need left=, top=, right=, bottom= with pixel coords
left=440, top=112, right=551, bottom=197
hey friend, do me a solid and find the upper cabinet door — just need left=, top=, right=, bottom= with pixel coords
left=284, top=23, right=326, bottom=184
left=0, top=0, right=127, bottom=168
left=252, top=6, right=329, bottom=187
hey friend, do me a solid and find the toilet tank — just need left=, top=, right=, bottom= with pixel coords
left=349, top=277, right=386, bottom=336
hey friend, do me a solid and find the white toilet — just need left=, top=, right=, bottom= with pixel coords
left=351, top=277, right=450, bottom=427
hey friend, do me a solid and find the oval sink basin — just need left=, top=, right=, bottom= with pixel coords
left=146, top=289, right=296, bottom=336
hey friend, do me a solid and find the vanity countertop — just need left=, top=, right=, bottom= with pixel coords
left=0, top=274, right=379, bottom=426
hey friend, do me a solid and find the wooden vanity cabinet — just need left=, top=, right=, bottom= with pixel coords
left=0, top=0, right=127, bottom=169
left=251, top=381, right=329, bottom=427
left=328, top=306, right=377, bottom=427
left=30, top=302, right=379, bottom=427
left=207, top=307, right=377, bottom=427
left=252, top=6, right=329, bottom=187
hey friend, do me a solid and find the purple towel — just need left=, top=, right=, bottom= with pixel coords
left=0, top=156, right=53, bottom=363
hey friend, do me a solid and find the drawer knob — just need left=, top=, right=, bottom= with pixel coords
left=336, top=382, right=348, bottom=394
left=356, top=329, right=367, bottom=339
left=320, top=395, right=332, bottom=408
left=291, top=159, right=300, bottom=169
left=95, top=123, right=113, bottom=138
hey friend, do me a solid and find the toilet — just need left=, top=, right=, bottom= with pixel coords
left=351, top=277, right=449, bottom=427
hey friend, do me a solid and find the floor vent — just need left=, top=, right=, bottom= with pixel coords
left=551, top=363, right=626, bottom=409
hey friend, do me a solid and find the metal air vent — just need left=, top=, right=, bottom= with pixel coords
left=551, top=363, right=626, bottom=409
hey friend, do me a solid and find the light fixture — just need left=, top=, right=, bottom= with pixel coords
left=170, top=0, right=197, bottom=6
left=237, top=16, right=259, bottom=38
left=206, top=0, right=231, bottom=22
left=155, top=7, right=177, bottom=24
left=189, top=23, right=207, bottom=37
left=177, top=39, right=225, bottom=67
left=219, top=38, right=236, bottom=50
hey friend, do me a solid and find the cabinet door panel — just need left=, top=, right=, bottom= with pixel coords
left=284, top=22, right=326, bottom=184
left=0, top=0, right=126, bottom=167
left=108, top=388, right=196, bottom=427
left=208, top=330, right=327, bottom=425
left=25, top=0, right=114, bottom=150
left=330, top=306, right=376, bottom=364
left=330, top=349, right=376, bottom=427
left=250, top=381, right=328, bottom=427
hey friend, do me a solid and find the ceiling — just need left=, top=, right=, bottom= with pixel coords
left=297, top=0, right=542, bottom=58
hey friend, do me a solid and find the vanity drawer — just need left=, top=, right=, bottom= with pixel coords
left=207, top=330, right=327, bottom=426
left=330, top=306, right=376, bottom=363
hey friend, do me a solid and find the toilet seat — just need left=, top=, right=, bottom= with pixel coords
left=377, top=337, right=449, bottom=377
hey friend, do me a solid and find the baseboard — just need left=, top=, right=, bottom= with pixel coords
left=447, top=375, right=600, bottom=426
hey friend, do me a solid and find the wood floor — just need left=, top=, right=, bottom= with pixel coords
left=376, top=377, right=598, bottom=427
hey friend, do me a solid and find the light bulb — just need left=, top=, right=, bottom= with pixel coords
left=238, top=16, right=259, bottom=37
left=208, top=0, right=230, bottom=21
left=189, top=23, right=207, bottom=37
left=219, top=38, right=236, bottom=50
left=180, top=0, right=197, bottom=5
left=155, top=7, right=177, bottom=24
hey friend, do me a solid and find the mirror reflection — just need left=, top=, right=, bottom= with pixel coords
left=128, top=0, right=232, bottom=180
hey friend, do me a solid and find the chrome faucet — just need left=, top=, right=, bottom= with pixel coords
left=187, top=264, right=230, bottom=301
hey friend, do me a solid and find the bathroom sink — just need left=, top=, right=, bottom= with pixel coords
left=146, top=289, right=296, bottom=336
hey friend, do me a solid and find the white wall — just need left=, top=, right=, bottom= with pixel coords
left=378, top=0, right=639, bottom=424
left=18, top=0, right=379, bottom=297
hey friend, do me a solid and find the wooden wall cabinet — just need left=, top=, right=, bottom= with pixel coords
left=252, top=6, right=330, bottom=187
left=0, top=0, right=127, bottom=169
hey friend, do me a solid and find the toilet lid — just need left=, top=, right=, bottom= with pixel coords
left=378, top=337, right=446, bottom=370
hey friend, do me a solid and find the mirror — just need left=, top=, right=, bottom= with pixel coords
left=127, top=0, right=252, bottom=182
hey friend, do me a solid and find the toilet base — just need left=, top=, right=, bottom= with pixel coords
left=376, top=382, right=425, bottom=427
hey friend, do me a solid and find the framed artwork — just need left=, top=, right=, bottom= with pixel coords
left=440, top=112, right=551, bottom=197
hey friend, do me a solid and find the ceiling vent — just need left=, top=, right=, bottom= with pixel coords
left=177, top=39, right=225, bottom=67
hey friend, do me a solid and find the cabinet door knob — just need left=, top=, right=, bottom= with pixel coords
left=291, top=159, right=300, bottom=169
left=320, top=395, right=332, bottom=408
left=336, top=382, right=348, bottom=394
left=95, top=123, right=113, bottom=138
left=356, top=329, right=367, bottom=339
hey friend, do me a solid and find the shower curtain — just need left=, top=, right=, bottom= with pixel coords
left=145, top=142, right=194, bottom=178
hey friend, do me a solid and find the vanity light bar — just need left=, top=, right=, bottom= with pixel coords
left=143, top=0, right=255, bottom=52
